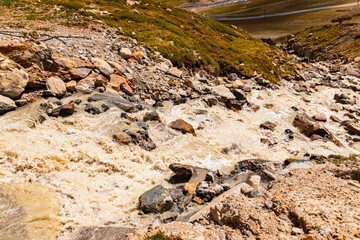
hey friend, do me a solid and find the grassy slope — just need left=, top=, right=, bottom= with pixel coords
left=201, top=0, right=356, bottom=18
left=215, top=6, right=355, bottom=38
left=0, top=0, right=291, bottom=82
left=292, top=8, right=360, bottom=63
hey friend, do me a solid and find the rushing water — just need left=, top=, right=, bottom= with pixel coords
left=0, top=81, right=356, bottom=237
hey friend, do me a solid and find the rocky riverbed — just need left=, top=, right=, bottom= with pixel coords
left=0, top=16, right=360, bottom=240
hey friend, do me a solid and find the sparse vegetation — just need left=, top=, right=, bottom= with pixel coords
left=293, top=18, right=360, bottom=62
left=146, top=231, right=183, bottom=240
left=327, top=154, right=357, bottom=165
left=0, top=0, right=292, bottom=82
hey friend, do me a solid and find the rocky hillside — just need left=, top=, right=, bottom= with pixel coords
left=0, top=1, right=360, bottom=240
left=282, top=6, right=360, bottom=64
left=0, top=0, right=292, bottom=82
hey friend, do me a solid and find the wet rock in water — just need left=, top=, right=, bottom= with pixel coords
left=119, top=48, right=132, bottom=59
left=139, top=185, right=173, bottom=214
left=312, top=113, right=327, bottom=122
left=54, top=57, right=93, bottom=80
left=196, top=182, right=224, bottom=201
left=143, top=111, right=161, bottom=122
left=102, top=103, right=110, bottom=112
left=285, top=129, right=294, bottom=141
left=261, top=138, right=275, bottom=147
left=0, top=69, right=29, bottom=98
left=169, top=163, right=194, bottom=181
left=0, top=95, right=16, bottom=114
left=293, top=113, right=321, bottom=137
left=334, top=93, right=355, bottom=105
left=226, top=99, right=246, bottom=110
left=194, top=109, right=208, bottom=115
left=205, top=97, right=218, bottom=107
left=88, top=90, right=137, bottom=112
left=45, top=101, right=62, bottom=117
left=170, top=119, right=196, bottom=136
left=135, top=122, right=149, bottom=131
left=260, top=121, right=276, bottom=131
left=212, top=85, right=236, bottom=100
left=139, top=141, right=157, bottom=151
left=167, top=67, right=182, bottom=78
left=183, top=168, right=208, bottom=195
left=228, top=73, right=237, bottom=81
left=46, top=76, right=66, bottom=97
left=0, top=183, right=60, bottom=240
left=59, top=103, right=75, bottom=116
left=310, top=134, right=323, bottom=141
left=113, top=132, right=132, bottom=144
left=91, top=58, right=114, bottom=77
left=234, top=159, right=272, bottom=173
left=232, top=89, right=246, bottom=101
left=85, top=104, right=101, bottom=115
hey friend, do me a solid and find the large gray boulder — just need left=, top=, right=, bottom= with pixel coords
left=119, top=48, right=132, bottom=59
left=46, top=76, right=66, bottom=97
left=0, top=95, right=16, bottom=114
left=212, top=85, right=236, bottom=100
left=0, top=69, right=29, bottom=99
left=88, top=89, right=136, bottom=112
left=91, top=58, right=114, bottom=77
left=139, top=185, right=173, bottom=214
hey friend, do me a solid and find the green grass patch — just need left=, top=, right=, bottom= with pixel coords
left=293, top=18, right=360, bottom=62
left=146, top=231, right=183, bottom=240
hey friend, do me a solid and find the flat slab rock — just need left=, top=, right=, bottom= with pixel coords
left=0, top=94, right=16, bottom=114
left=88, top=90, right=136, bottom=112
left=212, top=85, right=235, bottom=100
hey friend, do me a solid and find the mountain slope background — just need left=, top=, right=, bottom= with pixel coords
left=0, top=0, right=293, bottom=83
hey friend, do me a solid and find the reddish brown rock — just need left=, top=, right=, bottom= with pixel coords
left=260, top=121, right=277, bottom=131
left=169, top=163, right=194, bottom=180
left=293, top=114, right=321, bottom=137
left=330, top=115, right=342, bottom=123
left=95, top=75, right=109, bottom=87
left=54, top=57, right=93, bottom=80
left=60, top=103, right=75, bottom=116
left=170, top=119, right=196, bottom=136
left=75, top=75, right=96, bottom=94
left=131, top=51, right=143, bottom=59
left=183, top=168, right=208, bottom=195
left=109, top=74, right=133, bottom=96
left=65, top=80, right=77, bottom=92
left=312, top=113, right=327, bottom=122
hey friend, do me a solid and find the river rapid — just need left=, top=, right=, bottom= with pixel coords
left=0, top=77, right=355, bottom=237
